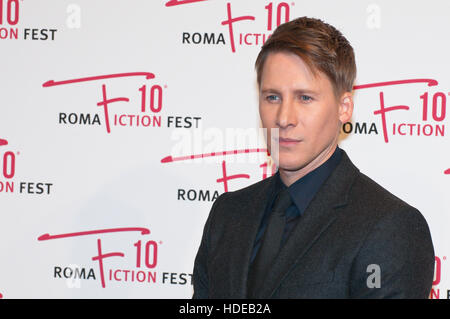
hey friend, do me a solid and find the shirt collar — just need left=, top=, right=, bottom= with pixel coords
left=270, top=146, right=343, bottom=214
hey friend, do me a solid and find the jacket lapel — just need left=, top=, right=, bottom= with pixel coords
left=223, top=175, right=275, bottom=298
left=257, top=150, right=360, bottom=298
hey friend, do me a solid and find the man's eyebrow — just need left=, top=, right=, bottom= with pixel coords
left=260, top=88, right=281, bottom=95
left=260, top=88, right=319, bottom=95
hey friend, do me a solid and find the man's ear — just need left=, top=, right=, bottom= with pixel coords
left=338, top=92, right=354, bottom=123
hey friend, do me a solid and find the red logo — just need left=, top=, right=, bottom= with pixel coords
left=0, top=138, right=15, bottom=194
left=0, top=0, right=57, bottom=40
left=0, top=138, right=15, bottom=181
left=0, top=138, right=54, bottom=194
left=172, top=1, right=294, bottom=53
left=165, top=0, right=208, bottom=6
left=38, top=227, right=159, bottom=288
left=221, top=2, right=291, bottom=53
left=43, top=72, right=167, bottom=134
left=430, top=255, right=447, bottom=299
left=0, top=0, right=19, bottom=27
left=161, top=147, right=276, bottom=192
left=352, top=78, right=448, bottom=143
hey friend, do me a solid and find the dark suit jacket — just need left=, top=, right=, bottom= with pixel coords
left=193, top=150, right=435, bottom=298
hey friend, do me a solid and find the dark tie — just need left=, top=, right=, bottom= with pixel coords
left=247, top=188, right=292, bottom=298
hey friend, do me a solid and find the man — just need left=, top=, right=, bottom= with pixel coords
left=193, top=17, right=435, bottom=298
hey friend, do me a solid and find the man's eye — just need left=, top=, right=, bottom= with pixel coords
left=266, top=95, right=280, bottom=102
left=300, top=95, right=313, bottom=102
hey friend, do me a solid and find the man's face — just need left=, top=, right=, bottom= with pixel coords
left=259, top=51, right=352, bottom=176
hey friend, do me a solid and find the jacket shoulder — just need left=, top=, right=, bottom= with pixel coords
left=354, top=171, right=414, bottom=209
left=214, top=175, right=274, bottom=204
left=348, top=170, right=428, bottom=229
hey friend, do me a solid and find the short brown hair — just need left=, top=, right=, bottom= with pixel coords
left=255, top=17, right=356, bottom=98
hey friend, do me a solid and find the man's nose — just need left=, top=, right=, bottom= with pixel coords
left=276, top=98, right=297, bottom=128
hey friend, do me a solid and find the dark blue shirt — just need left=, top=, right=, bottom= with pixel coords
left=250, top=146, right=343, bottom=264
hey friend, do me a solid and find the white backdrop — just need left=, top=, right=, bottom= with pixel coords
left=0, top=0, right=449, bottom=298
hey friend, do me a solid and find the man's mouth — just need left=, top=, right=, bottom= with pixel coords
left=277, top=137, right=302, bottom=146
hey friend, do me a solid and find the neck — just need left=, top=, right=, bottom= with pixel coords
left=279, top=143, right=338, bottom=187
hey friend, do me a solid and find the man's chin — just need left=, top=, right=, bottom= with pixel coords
left=277, top=159, right=308, bottom=173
